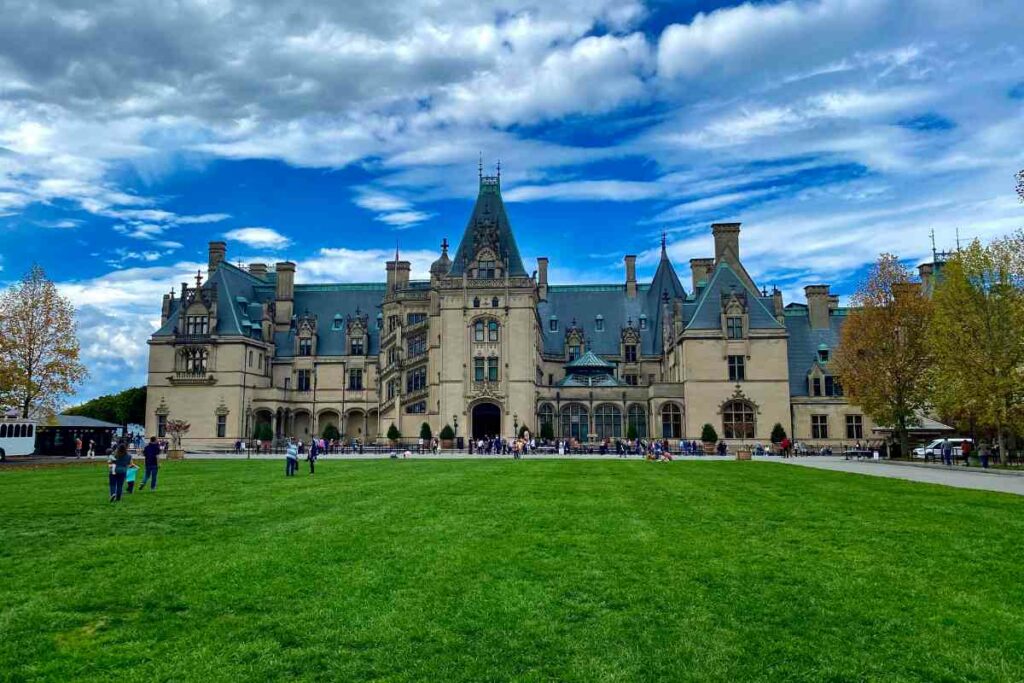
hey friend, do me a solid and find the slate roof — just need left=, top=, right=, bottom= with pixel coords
left=45, top=415, right=121, bottom=429
left=448, top=176, right=528, bottom=277
left=784, top=304, right=847, bottom=396
left=539, top=285, right=658, bottom=356
left=686, top=261, right=782, bottom=331
left=557, top=351, right=625, bottom=387
left=565, top=350, right=616, bottom=370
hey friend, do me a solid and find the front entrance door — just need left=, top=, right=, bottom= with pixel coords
left=472, top=403, right=501, bottom=439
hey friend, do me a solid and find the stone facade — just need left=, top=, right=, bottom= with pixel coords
left=145, top=174, right=872, bottom=450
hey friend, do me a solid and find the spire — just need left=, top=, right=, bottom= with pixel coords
left=395, top=239, right=400, bottom=263
left=478, top=152, right=483, bottom=181
left=441, top=238, right=449, bottom=255
left=661, top=231, right=668, bottom=259
left=449, top=167, right=527, bottom=277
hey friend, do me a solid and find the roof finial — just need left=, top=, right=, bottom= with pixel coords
left=661, top=231, right=667, bottom=257
left=195, top=269, right=203, bottom=288
left=478, top=152, right=483, bottom=181
left=395, top=238, right=400, bottom=263
left=496, top=158, right=501, bottom=181
left=441, top=237, right=449, bottom=255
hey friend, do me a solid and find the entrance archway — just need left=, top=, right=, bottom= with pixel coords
left=472, top=402, right=501, bottom=439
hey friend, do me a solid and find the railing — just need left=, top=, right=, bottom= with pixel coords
left=173, top=333, right=211, bottom=344
left=170, top=371, right=216, bottom=385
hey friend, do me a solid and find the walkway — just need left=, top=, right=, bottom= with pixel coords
left=772, top=456, right=1024, bottom=496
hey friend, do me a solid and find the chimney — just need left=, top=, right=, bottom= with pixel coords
left=395, top=261, right=411, bottom=289
left=805, top=285, right=831, bottom=330
left=918, top=262, right=935, bottom=297
left=537, top=257, right=549, bottom=300
left=828, top=294, right=840, bottom=310
left=690, top=258, right=715, bottom=292
left=248, top=263, right=268, bottom=279
left=772, top=287, right=784, bottom=318
left=274, top=261, right=295, bottom=328
left=711, top=223, right=741, bottom=268
left=624, top=255, right=637, bottom=298
left=208, top=241, right=226, bottom=276
left=673, top=298, right=683, bottom=336
left=160, top=291, right=172, bottom=326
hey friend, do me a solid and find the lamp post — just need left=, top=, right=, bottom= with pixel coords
left=513, top=413, right=519, bottom=439
left=453, top=414, right=458, bottom=437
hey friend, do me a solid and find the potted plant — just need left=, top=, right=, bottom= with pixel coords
left=165, top=419, right=190, bottom=459
left=420, top=422, right=432, bottom=441
left=626, top=424, right=638, bottom=441
left=540, top=422, right=554, bottom=441
left=321, top=423, right=340, bottom=441
left=700, top=423, right=718, bottom=455
left=386, top=424, right=402, bottom=447
left=439, top=424, right=455, bottom=449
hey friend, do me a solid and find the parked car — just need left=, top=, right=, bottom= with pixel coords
left=913, top=438, right=973, bottom=459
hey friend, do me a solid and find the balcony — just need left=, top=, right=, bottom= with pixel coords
left=173, top=333, right=212, bottom=345
left=169, top=371, right=217, bottom=386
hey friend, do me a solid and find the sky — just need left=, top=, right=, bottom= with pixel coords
left=0, top=0, right=1022, bottom=402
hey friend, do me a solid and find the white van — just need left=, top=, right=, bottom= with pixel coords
left=0, top=419, right=37, bottom=458
left=913, top=437, right=973, bottom=459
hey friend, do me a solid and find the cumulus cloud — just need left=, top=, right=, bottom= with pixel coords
left=300, top=247, right=438, bottom=282
left=224, top=226, right=292, bottom=249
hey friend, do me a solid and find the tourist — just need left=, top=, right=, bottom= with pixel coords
left=139, top=437, right=160, bottom=491
left=980, top=441, right=992, bottom=469
left=125, top=459, right=139, bottom=494
left=285, top=438, right=298, bottom=476
left=87, top=440, right=96, bottom=460
left=107, top=443, right=131, bottom=502
left=308, top=438, right=318, bottom=475
left=75, top=436, right=83, bottom=459
left=961, top=440, right=971, bottom=467
left=941, top=439, right=953, bottom=466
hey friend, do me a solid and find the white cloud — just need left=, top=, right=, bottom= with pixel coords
left=504, top=180, right=663, bottom=202
left=299, top=247, right=438, bottom=282
left=374, top=210, right=433, bottom=227
left=224, top=226, right=292, bottom=249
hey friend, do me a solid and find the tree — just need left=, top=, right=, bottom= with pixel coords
left=929, top=236, right=1024, bottom=464
left=833, top=254, right=933, bottom=459
left=540, top=422, right=554, bottom=440
left=253, top=423, right=273, bottom=442
left=770, top=423, right=787, bottom=444
left=166, top=419, right=190, bottom=450
left=387, top=424, right=401, bottom=442
left=438, top=424, right=455, bottom=441
left=66, top=386, right=146, bottom=429
left=0, top=265, right=87, bottom=417
left=419, top=422, right=432, bottom=440
left=701, top=423, right=718, bottom=444
left=626, top=424, right=638, bottom=441
left=321, top=423, right=340, bottom=441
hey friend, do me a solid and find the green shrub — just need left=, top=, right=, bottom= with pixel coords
left=439, top=424, right=455, bottom=440
left=321, top=423, right=340, bottom=441
left=387, top=424, right=402, bottom=441
left=770, top=423, right=787, bottom=444
left=420, top=422, right=432, bottom=440
left=540, top=422, right=554, bottom=440
left=626, top=424, right=638, bottom=440
left=701, top=423, right=718, bottom=444
left=253, top=423, right=273, bottom=441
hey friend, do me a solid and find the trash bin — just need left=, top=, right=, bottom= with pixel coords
left=456, top=436, right=464, bottom=451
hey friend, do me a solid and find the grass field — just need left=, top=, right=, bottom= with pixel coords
left=2, top=459, right=1024, bottom=682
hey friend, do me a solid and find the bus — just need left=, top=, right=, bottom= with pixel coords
left=0, top=418, right=37, bottom=458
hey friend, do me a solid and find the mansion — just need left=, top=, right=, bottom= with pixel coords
left=146, top=172, right=882, bottom=449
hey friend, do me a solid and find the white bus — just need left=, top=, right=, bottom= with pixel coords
left=0, top=419, right=37, bottom=458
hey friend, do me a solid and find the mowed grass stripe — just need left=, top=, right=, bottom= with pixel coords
left=1, top=460, right=1023, bottom=682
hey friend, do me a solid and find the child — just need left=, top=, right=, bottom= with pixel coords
left=125, top=460, right=139, bottom=494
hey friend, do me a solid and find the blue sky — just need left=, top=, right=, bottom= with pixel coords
left=0, top=0, right=1022, bottom=401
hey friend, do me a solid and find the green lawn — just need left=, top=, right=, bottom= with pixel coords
left=2, top=460, right=1024, bottom=682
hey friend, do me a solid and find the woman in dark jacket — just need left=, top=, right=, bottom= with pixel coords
left=108, top=443, right=131, bottom=502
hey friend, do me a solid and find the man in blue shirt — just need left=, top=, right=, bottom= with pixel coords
left=139, top=437, right=161, bottom=490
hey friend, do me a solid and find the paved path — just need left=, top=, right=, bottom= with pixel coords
left=772, top=456, right=1024, bottom=496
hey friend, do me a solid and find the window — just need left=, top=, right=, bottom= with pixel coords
left=568, top=345, right=581, bottom=361
left=181, top=347, right=208, bottom=374
left=284, top=377, right=291, bottom=390
left=348, top=368, right=363, bottom=390
left=487, top=356, right=499, bottom=382
left=386, top=380, right=396, bottom=400
left=406, top=366, right=427, bottom=393
left=474, top=357, right=486, bottom=381
left=473, top=297, right=480, bottom=308
left=547, top=374, right=553, bottom=386
left=549, top=318, right=558, bottom=332
left=407, top=312, right=427, bottom=325
left=639, top=315, right=647, bottom=330
left=248, top=350, right=253, bottom=367
left=722, top=401, right=755, bottom=439
left=628, top=405, right=647, bottom=438
left=661, top=403, right=682, bottom=439
left=846, top=415, right=863, bottom=440
left=185, top=315, right=208, bottom=335
left=727, top=316, right=743, bottom=339
left=491, top=297, right=499, bottom=308
left=593, top=405, right=622, bottom=439
left=812, top=415, right=829, bottom=439
left=258, top=354, right=263, bottom=370
left=407, top=334, right=426, bottom=358
left=624, top=374, right=638, bottom=386
left=825, top=376, right=842, bottom=397
left=474, top=321, right=485, bottom=342
left=333, top=317, right=343, bottom=330
left=157, top=414, right=167, bottom=438
left=812, top=377, right=822, bottom=396
left=595, top=316, right=604, bottom=332
left=298, top=338, right=312, bottom=356
left=405, top=401, right=427, bottom=414
left=377, top=315, right=383, bottom=330
left=647, top=374, right=656, bottom=386
left=818, top=348, right=830, bottom=362
left=297, top=369, right=312, bottom=391
left=561, top=404, right=589, bottom=441
left=539, top=404, right=555, bottom=435
left=477, top=260, right=496, bottom=278
left=728, top=355, right=745, bottom=382
left=388, top=315, right=400, bottom=332
left=624, top=344, right=637, bottom=363
left=217, top=414, right=227, bottom=438
left=488, top=320, right=499, bottom=342
left=351, top=337, right=364, bottom=355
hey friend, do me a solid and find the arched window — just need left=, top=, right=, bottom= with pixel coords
left=594, top=404, right=622, bottom=439
left=560, top=404, right=589, bottom=441
left=722, top=400, right=755, bottom=439
left=491, top=297, right=499, bottom=308
left=538, top=404, right=555, bottom=436
left=661, top=403, right=682, bottom=439
left=627, top=405, right=647, bottom=439
left=487, top=320, right=499, bottom=342
left=473, top=297, right=480, bottom=308
left=474, top=321, right=484, bottom=341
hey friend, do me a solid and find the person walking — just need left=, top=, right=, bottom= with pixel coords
left=285, top=438, right=299, bottom=476
left=941, top=439, right=953, bottom=466
left=139, top=437, right=161, bottom=491
left=980, top=441, right=992, bottom=469
left=75, top=436, right=83, bottom=459
left=108, top=443, right=131, bottom=502
left=308, top=438, right=318, bottom=475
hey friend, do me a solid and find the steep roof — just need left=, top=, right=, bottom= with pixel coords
left=565, top=350, right=616, bottom=370
left=686, top=261, right=782, bottom=331
left=784, top=306, right=847, bottom=396
left=448, top=175, right=528, bottom=277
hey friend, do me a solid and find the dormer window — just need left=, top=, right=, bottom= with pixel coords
left=549, top=317, right=558, bottom=332
left=569, top=345, right=581, bottom=361
left=595, top=315, right=604, bottom=332
left=298, top=338, right=312, bottom=356
left=332, top=316, right=343, bottom=331
left=727, top=316, right=743, bottom=339
left=186, top=315, right=209, bottom=335
left=818, top=348, right=830, bottom=362
left=351, top=337, right=364, bottom=355
left=639, top=315, right=648, bottom=331
left=477, top=260, right=496, bottom=278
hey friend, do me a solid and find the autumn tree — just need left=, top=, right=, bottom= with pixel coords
left=65, top=386, right=146, bottom=429
left=0, top=265, right=87, bottom=418
left=929, top=235, right=1024, bottom=464
left=833, top=254, right=933, bottom=458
